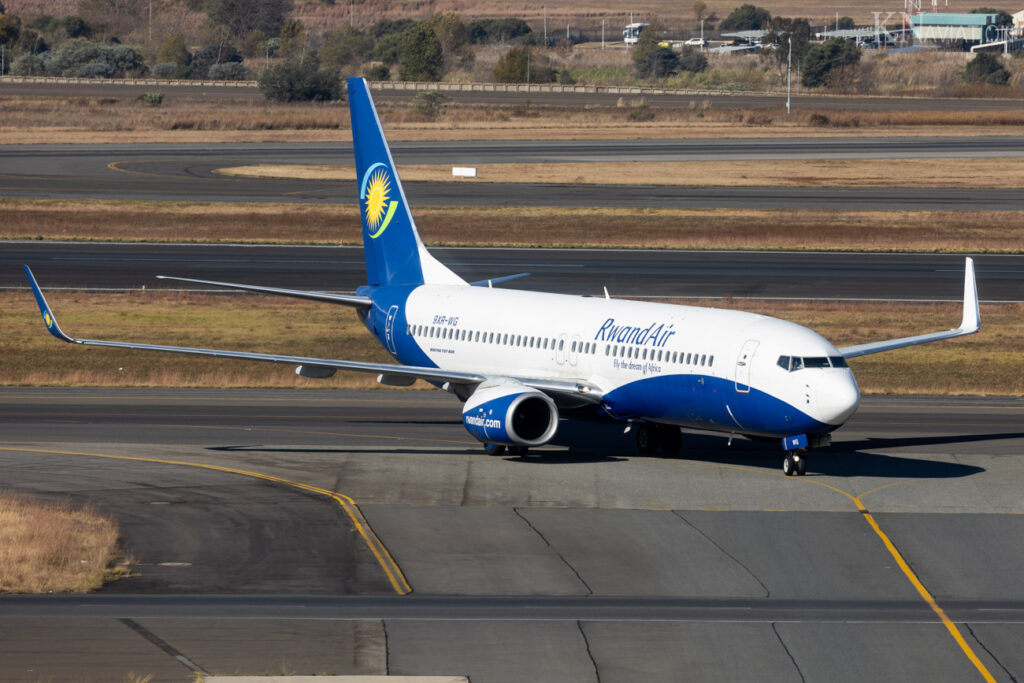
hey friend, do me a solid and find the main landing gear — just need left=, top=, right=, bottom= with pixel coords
left=783, top=450, right=807, bottom=476
left=483, top=444, right=529, bottom=456
left=635, top=424, right=682, bottom=456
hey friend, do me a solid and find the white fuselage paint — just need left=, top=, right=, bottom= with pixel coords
left=397, top=286, right=861, bottom=434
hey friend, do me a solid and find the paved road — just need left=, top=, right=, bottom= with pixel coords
left=2, top=139, right=1024, bottom=209
left=6, top=243, right=1022, bottom=302
left=0, top=388, right=1023, bottom=681
left=5, top=78, right=1024, bottom=112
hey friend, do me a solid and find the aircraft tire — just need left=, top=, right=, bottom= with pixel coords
left=636, top=425, right=659, bottom=454
left=783, top=452, right=796, bottom=476
left=796, top=453, right=807, bottom=476
left=509, top=446, right=529, bottom=457
left=484, top=443, right=506, bottom=456
left=658, top=426, right=683, bottom=455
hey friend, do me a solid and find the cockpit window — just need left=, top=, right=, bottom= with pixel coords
left=778, top=355, right=847, bottom=372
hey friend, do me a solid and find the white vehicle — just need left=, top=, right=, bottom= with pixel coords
left=623, top=22, right=648, bottom=45
left=25, top=78, right=981, bottom=476
left=684, top=37, right=707, bottom=47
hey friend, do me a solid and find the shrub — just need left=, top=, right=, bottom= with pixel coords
left=141, top=91, right=164, bottom=106
left=152, top=62, right=176, bottom=78
left=258, top=59, right=342, bottom=102
left=208, top=62, right=249, bottom=80
left=74, top=61, right=113, bottom=78
left=411, top=91, right=448, bottom=119
left=678, top=45, right=708, bottom=73
left=492, top=46, right=556, bottom=83
left=11, top=53, right=44, bottom=75
left=467, top=17, right=532, bottom=44
left=801, top=38, right=860, bottom=88
left=627, top=106, right=656, bottom=121
left=190, top=44, right=242, bottom=79
left=635, top=46, right=680, bottom=78
left=364, top=63, right=390, bottom=81
left=557, top=68, right=575, bottom=84
left=962, top=52, right=1010, bottom=85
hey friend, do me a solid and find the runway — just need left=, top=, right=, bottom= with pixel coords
left=1, top=388, right=1023, bottom=681
left=2, top=139, right=1024, bottom=209
left=6, top=242, right=1022, bottom=302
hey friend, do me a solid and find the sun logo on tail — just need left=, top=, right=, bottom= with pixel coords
left=362, top=165, right=399, bottom=239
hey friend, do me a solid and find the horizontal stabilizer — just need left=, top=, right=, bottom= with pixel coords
left=839, top=257, right=980, bottom=359
left=155, top=276, right=372, bottom=308
left=469, top=273, right=531, bottom=287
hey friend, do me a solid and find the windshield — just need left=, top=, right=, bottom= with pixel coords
left=777, top=355, right=848, bottom=372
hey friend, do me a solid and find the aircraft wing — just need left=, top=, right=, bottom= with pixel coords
left=838, top=257, right=980, bottom=359
left=155, top=275, right=372, bottom=308
left=25, top=265, right=604, bottom=400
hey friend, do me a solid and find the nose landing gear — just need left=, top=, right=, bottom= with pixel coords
left=783, top=450, right=807, bottom=476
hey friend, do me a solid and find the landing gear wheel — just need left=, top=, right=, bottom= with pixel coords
left=796, top=453, right=807, bottom=476
left=509, top=446, right=529, bottom=457
left=783, top=451, right=808, bottom=476
left=636, top=425, right=659, bottom=454
left=484, top=443, right=506, bottom=456
left=657, top=426, right=682, bottom=455
left=783, top=452, right=796, bottom=476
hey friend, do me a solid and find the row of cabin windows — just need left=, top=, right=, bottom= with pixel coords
left=408, top=324, right=599, bottom=354
left=408, top=324, right=713, bottom=367
left=607, top=344, right=713, bottom=367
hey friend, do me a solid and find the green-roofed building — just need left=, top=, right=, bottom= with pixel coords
left=910, top=13, right=1000, bottom=43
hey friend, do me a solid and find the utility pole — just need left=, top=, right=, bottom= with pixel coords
left=786, top=37, right=792, bottom=115
left=543, top=6, right=547, bottom=46
left=350, top=0, right=354, bottom=28
left=602, top=19, right=605, bottom=49
left=148, top=0, right=152, bottom=54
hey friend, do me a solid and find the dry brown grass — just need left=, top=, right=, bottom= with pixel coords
left=4, top=95, right=1024, bottom=145
left=0, top=494, right=129, bottom=593
left=2, top=199, right=1022, bottom=252
left=218, top=157, right=1024, bottom=189
left=1, top=291, right=1019, bottom=395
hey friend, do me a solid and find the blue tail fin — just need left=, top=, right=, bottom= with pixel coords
left=347, top=78, right=464, bottom=288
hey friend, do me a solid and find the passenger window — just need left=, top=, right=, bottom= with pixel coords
left=571, top=341, right=577, bottom=352
left=701, top=355, right=706, bottom=366
left=709, top=356, right=714, bottom=366
left=558, top=339, right=564, bottom=351
left=686, top=353, right=691, bottom=364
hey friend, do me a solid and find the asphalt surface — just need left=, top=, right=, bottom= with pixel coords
left=1, top=388, right=1023, bottom=681
left=5, top=78, right=1024, bottom=111
left=3, top=139, right=1024, bottom=209
left=6, top=243, right=1022, bottom=302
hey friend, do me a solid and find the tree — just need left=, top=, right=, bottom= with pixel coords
left=61, top=15, right=93, bottom=38
left=467, top=17, right=531, bottom=44
left=0, top=2, right=6, bottom=14
left=320, top=26, right=373, bottom=70
left=719, top=4, right=771, bottom=31
left=492, top=45, right=555, bottom=82
left=970, top=7, right=1013, bottom=27
left=837, top=16, right=856, bottom=30
left=801, top=37, right=860, bottom=88
left=0, top=12, right=20, bottom=48
left=693, top=0, right=707, bottom=23
left=398, top=23, right=442, bottom=81
left=157, top=32, right=191, bottom=66
left=430, top=13, right=472, bottom=70
left=190, top=43, right=242, bottom=78
left=962, top=51, right=1010, bottom=85
left=277, top=19, right=305, bottom=60
left=258, top=58, right=342, bottom=101
left=635, top=46, right=680, bottom=78
left=767, top=17, right=812, bottom=76
left=205, top=0, right=293, bottom=40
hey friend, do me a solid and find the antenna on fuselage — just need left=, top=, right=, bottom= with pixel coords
left=603, top=286, right=610, bottom=300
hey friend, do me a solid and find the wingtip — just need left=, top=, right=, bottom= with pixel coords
left=23, top=265, right=74, bottom=343
left=961, top=256, right=980, bottom=334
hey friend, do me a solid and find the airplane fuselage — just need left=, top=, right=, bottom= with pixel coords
left=360, top=284, right=861, bottom=439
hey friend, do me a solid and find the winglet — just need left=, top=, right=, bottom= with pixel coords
left=23, top=265, right=75, bottom=343
left=960, top=257, right=980, bottom=334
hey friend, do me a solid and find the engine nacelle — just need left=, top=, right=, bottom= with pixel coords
left=462, top=379, right=559, bottom=447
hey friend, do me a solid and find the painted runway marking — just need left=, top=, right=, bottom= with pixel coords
left=0, top=446, right=412, bottom=596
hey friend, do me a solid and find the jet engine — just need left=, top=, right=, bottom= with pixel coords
left=462, top=379, right=559, bottom=447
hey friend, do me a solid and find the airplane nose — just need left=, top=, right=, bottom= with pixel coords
left=815, top=371, right=860, bottom=426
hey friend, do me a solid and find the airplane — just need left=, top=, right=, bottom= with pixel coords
left=25, top=77, right=980, bottom=476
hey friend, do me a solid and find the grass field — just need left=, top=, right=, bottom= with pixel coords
left=3, top=292, right=1018, bottom=395
left=218, top=157, right=1024, bottom=189
left=0, top=494, right=129, bottom=594
left=3, top=199, right=1021, bottom=253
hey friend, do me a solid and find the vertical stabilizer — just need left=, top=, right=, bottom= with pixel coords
left=347, top=77, right=465, bottom=287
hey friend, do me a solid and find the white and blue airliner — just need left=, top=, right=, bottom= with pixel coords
left=25, top=78, right=980, bottom=476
